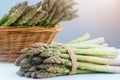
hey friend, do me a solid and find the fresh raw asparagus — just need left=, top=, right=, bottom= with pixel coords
left=41, top=0, right=49, bottom=12
left=3, top=1, right=28, bottom=26
left=26, top=10, right=47, bottom=26
left=48, top=0, right=57, bottom=12
left=0, top=2, right=22, bottom=26
left=50, top=45, right=118, bottom=58
left=43, top=0, right=64, bottom=26
left=15, top=44, right=120, bottom=78
left=54, top=53, right=120, bottom=66
left=0, top=0, right=78, bottom=27
left=39, top=0, right=78, bottom=26
left=14, top=2, right=41, bottom=26
left=68, top=33, right=90, bottom=44
left=39, top=7, right=56, bottom=26
left=15, top=33, right=120, bottom=78
left=13, top=1, right=43, bottom=26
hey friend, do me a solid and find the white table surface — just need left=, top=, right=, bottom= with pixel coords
left=0, top=63, right=120, bottom=80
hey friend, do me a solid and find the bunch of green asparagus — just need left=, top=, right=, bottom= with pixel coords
left=0, top=0, right=78, bottom=27
left=15, top=33, right=120, bottom=78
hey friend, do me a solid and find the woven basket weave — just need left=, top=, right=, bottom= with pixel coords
left=0, top=24, right=61, bottom=62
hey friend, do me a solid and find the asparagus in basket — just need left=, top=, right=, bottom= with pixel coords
left=40, top=0, right=79, bottom=26
left=3, top=1, right=28, bottom=26
left=48, top=0, right=78, bottom=26
left=0, top=0, right=78, bottom=27
left=42, top=0, right=64, bottom=26
left=27, top=10, right=48, bottom=26
left=13, top=2, right=42, bottom=26
left=0, top=2, right=22, bottom=26
left=15, top=33, right=120, bottom=78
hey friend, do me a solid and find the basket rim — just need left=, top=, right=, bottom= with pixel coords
left=0, top=24, right=62, bottom=32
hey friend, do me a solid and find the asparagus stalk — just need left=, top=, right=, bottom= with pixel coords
left=0, top=2, right=22, bottom=26
left=68, top=33, right=90, bottom=44
left=40, top=1, right=57, bottom=26
left=58, top=53, right=120, bottom=66
left=41, top=51, right=120, bottom=73
left=26, top=10, right=47, bottom=26
left=39, top=49, right=120, bottom=66
left=48, top=0, right=57, bottom=12
left=51, top=45, right=119, bottom=58
left=16, top=53, right=93, bottom=78
left=39, top=0, right=78, bottom=26
left=3, top=2, right=28, bottom=26
left=37, top=64, right=92, bottom=74
left=61, top=9, right=79, bottom=21
left=72, top=48, right=118, bottom=57
left=15, top=41, right=120, bottom=79
left=47, top=0, right=67, bottom=25
left=67, top=44, right=108, bottom=49
left=41, top=0, right=49, bottom=11
left=14, top=3, right=41, bottom=26
left=36, top=12, right=49, bottom=26
left=62, top=0, right=78, bottom=8
left=78, top=62, right=120, bottom=73
left=49, top=13, right=64, bottom=26
left=79, top=37, right=105, bottom=45
left=54, top=4, right=63, bottom=15
left=15, top=32, right=120, bottom=79
left=0, top=0, right=78, bottom=27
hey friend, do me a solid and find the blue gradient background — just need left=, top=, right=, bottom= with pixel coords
left=0, top=1, right=120, bottom=80
left=0, top=0, right=120, bottom=47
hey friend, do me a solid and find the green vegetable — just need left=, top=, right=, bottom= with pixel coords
left=3, top=1, right=28, bottom=26
left=27, top=10, right=47, bottom=26
left=68, top=33, right=90, bottom=44
left=0, top=0, right=78, bottom=27
left=14, top=2, right=42, bottom=26
left=15, top=33, right=120, bottom=78
left=0, top=2, right=22, bottom=26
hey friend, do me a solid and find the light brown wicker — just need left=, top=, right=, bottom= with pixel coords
left=0, top=24, right=61, bottom=62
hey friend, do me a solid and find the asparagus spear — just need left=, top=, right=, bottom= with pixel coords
left=39, top=49, right=120, bottom=66
left=55, top=53, right=120, bottom=66
left=68, top=33, right=90, bottom=44
left=15, top=42, right=120, bottom=78
left=48, top=13, right=64, bottom=26
left=79, top=37, right=105, bottom=45
left=67, top=43, right=108, bottom=49
left=37, top=63, right=92, bottom=74
left=16, top=52, right=92, bottom=78
left=78, top=62, right=120, bottom=73
left=50, top=45, right=119, bottom=58
left=27, top=10, right=48, bottom=26
left=36, top=12, right=49, bottom=26
left=31, top=0, right=78, bottom=26
left=44, top=57, right=120, bottom=73
left=14, top=2, right=41, bottom=26
left=61, top=9, right=79, bottom=21
left=40, top=0, right=58, bottom=26
left=48, top=0, right=78, bottom=26
left=15, top=31, right=120, bottom=79
left=0, top=2, right=22, bottom=26
left=72, top=48, right=118, bottom=57
left=62, top=0, right=78, bottom=10
left=48, top=0, right=57, bottom=12
left=47, top=0, right=67, bottom=26
left=3, top=1, right=28, bottom=26
left=40, top=50, right=120, bottom=73
left=0, top=0, right=78, bottom=27
left=41, top=0, right=49, bottom=11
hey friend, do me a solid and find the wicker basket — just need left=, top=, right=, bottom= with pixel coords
left=0, top=24, right=61, bottom=62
